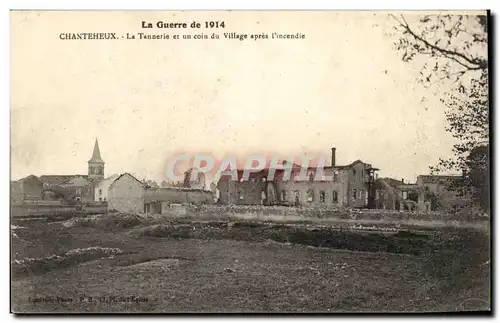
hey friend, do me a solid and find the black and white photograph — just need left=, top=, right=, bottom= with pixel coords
left=9, top=10, right=491, bottom=313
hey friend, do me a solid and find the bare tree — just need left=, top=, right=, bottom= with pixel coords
left=390, top=14, right=487, bottom=87
left=390, top=13, right=489, bottom=211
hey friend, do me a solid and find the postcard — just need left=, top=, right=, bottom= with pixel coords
left=10, top=10, right=490, bottom=313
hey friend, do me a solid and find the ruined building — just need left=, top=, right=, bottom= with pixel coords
left=217, top=147, right=379, bottom=208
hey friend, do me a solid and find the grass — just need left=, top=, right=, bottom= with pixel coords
left=12, top=247, right=126, bottom=278
left=10, top=213, right=491, bottom=313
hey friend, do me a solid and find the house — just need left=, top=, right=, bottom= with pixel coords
left=374, top=178, right=420, bottom=211
left=217, top=147, right=379, bottom=208
left=39, top=175, right=82, bottom=187
left=39, top=175, right=95, bottom=202
left=94, top=174, right=119, bottom=202
left=340, top=159, right=378, bottom=208
left=37, top=139, right=106, bottom=203
left=416, top=174, right=466, bottom=211
left=42, top=185, right=83, bottom=203
left=10, top=175, right=43, bottom=204
left=107, top=173, right=145, bottom=213
left=143, top=186, right=214, bottom=213
left=217, top=168, right=268, bottom=205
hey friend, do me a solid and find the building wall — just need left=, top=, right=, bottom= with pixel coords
left=216, top=179, right=233, bottom=205
left=215, top=161, right=377, bottom=208
left=54, top=176, right=94, bottom=203
left=337, top=169, right=350, bottom=207
left=94, top=175, right=119, bottom=202
left=217, top=169, right=351, bottom=207
left=217, top=171, right=268, bottom=205
left=108, top=174, right=145, bottom=213
left=70, top=185, right=94, bottom=203
left=144, top=187, right=214, bottom=206
left=275, top=168, right=346, bottom=207
left=217, top=179, right=265, bottom=205
left=21, top=176, right=44, bottom=200
left=346, top=162, right=371, bottom=208
left=10, top=181, right=24, bottom=204
left=95, top=182, right=108, bottom=202
left=235, top=179, right=266, bottom=205
left=374, top=187, right=397, bottom=210
left=60, top=176, right=88, bottom=187
left=416, top=176, right=466, bottom=212
left=183, top=171, right=207, bottom=190
left=11, top=176, right=44, bottom=204
left=374, top=179, right=424, bottom=211
left=80, top=186, right=95, bottom=203
left=279, top=181, right=332, bottom=207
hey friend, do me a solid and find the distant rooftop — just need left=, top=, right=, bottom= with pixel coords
left=418, top=174, right=462, bottom=184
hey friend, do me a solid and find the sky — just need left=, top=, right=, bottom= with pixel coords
left=10, top=11, right=486, bottom=183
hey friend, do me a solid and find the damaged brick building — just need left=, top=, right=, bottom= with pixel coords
left=217, top=147, right=379, bottom=208
left=372, top=174, right=469, bottom=213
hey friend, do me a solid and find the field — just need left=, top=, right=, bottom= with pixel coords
left=10, top=211, right=491, bottom=313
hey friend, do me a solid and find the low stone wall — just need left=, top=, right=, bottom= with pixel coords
left=84, top=205, right=108, bottom=214
left=11, top=204, right=108, bottom=217
left=192, top=204, right=488, bottom=223
left=144, top=188, right=214, bottom=205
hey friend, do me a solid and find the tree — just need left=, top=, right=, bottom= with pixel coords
left=424, top=190, right=440, bottom=211
left=465, top=144, right=490, bottom=212
left=390, top=14, right=487, bottom=87
left=390, top=13, right=489, bottom=211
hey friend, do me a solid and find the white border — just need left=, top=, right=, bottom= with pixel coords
left=3, top=0, right=497, bottom=10
left=2, top=1, right=498, bottom=322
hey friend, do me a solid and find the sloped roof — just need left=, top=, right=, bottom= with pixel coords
left=60, top=175, right=91, bottom=187
left=94, top=174, right=119, bottom=187
left=336, top=160, right=377, bottom=170
left=88, top=139, right=104, bottom=164
left=109, top=173, right=144, bottom=189
left=43, top=185, right=80, bottom=201
left=18, top=175, right=43, bottom=183
left=39, top=175, right=87, bottom=186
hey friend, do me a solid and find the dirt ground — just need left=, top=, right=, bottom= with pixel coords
left=10, top=215, right=491, bottom=313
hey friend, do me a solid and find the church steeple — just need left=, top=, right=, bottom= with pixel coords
left=88, top=139, right=104, bottom=163
left=88, top=139, right=104, bottom=179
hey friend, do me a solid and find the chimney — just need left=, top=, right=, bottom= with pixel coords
left=331, top=147, right=336, bottom=167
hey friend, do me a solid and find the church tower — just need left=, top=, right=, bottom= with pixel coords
left=88, top=139, right=105, bottom=180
